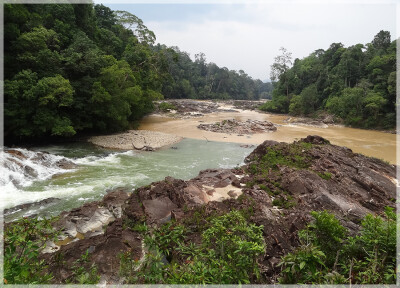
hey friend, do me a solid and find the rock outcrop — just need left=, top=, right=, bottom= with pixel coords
left=4, top=197, right=61, bottom=217
left=87, top=130, right=183, bottom=151
left=156, top=99, right=221, bottom=117
left=198, top=119, right=277, bottom=134
left=37, top=135, right=396, bottom=284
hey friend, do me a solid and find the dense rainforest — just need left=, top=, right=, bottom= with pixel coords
left=4, top=3, right=271, bottom=143
left=261, top=31, right=397, bottom=129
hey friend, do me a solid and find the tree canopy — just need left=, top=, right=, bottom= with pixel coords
left=4, top=3, right=268, bottom=144
left=261, top=31, right=396, bottom=129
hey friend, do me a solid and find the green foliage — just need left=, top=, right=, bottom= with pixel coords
left=272, top=195, right=296, bottom=209
left=288, top=94, right=302, bottom=115
left=301, top=210, right=346, bottom=265
left=168, top=211, right=265, bottom=284
left=267, top=31, right=396, bottom=129
left=89, top=57, right=152, bottom=131
left=120, top=210, right=265, bottom=284
left=4, top=3, right=266, bottom=144
left=132, top=222, right=149, bottom=234
left=259, top=93, right=289, bottom=113
left=4, top=217, right=59, bottom=284
left=67, top=250, right=100, bottom=284
left=288, top=84, right=319, bottom=115
left=278, top=208, right=396, bottom=284
left=155, top=45, right=267, bottom=101
left=278, top=244, right=326, bottom=284
left=151, top=222, right=185, bottom=256
left=158, top=102, right=177, bottom=112
left=254, top=144, right=311, bottom=173
left=317, top=172, right=332, bottom=180
left=5, top=72, right=76, bottom=137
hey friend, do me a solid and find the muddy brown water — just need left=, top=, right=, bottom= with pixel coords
left=139, top=109, right=397, bottom=165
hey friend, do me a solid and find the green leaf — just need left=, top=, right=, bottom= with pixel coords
left=299, top=261, right=306, bottom=270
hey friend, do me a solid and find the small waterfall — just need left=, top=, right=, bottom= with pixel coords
left=0, top=148, right=77, bottom=208
left=1, top=140, right=253, bottom=221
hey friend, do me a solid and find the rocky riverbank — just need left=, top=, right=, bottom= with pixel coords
left=87, top=130, right=183, bottom=151
left=7, top=135, right=394, bottom=284
left=154, top=99, right=242, bottom=118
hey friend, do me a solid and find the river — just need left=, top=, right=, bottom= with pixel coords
left=1, top=139, right=253, bottom=221
left=1, top=107, right=397, bottom=221
left=140, top=109, right=397, bottom=165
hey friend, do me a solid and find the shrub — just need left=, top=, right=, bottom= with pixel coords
left=4, top=216, right=59, bottom=284
left=278, top=244, right=326, bottom=284
left=299, top=210, right=346, bottom=266
left=121, top=210, right=265, bottom=284
left=279, top=208, right=396, bottom=284
left=158, top=102, right=176, bottom=112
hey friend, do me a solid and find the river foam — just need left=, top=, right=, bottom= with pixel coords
left=2, top=139, right=254, bottom=221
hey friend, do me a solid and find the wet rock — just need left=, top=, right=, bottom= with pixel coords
left=23, top=165, right=38, bottom=177
left=103, top=188, right=130, bottom=218
left=76, top=207, right=115, bottom=235
left=206, top=189, right=215, bottom=196
left=240, top=144, right=255, bottom=148
left=4, top=197, right=61, bottom=216
left=5, top=149, right=27, bottom=160
left=55, top=158, right=78, bottom=169
left=52, top=189, right=129, bottom=244
left=214, top=178, right=230, bottom=188
left=183, top=183, right=208, bottom=203
left=245, top=140, right=279, bottom=163
left=155, top=99, right=221, bottom=116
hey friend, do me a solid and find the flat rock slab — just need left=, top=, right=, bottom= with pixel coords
left=87, top=130, right=183, bottom=150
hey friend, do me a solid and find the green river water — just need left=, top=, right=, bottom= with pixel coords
left=3, top=139, right=253, bottom=221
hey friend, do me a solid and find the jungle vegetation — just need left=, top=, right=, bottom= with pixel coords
left=4, top=3, right=270, bottom=143
left=261, top=31, right=396, bottom=129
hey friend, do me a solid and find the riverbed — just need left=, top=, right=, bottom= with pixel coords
left=139, top=108, right=397, bottom=164
left=2, top=102, right=397, bottom=221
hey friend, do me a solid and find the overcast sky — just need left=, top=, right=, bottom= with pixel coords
left=94, top=0, right=397, bottom=81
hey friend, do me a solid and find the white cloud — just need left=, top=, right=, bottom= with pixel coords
left=136, top=2, right=396, bottom=80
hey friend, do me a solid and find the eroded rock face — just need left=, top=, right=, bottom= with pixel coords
left=38, top=135, right=396, bottom=284
left=198, top=119, right=277, bottom=134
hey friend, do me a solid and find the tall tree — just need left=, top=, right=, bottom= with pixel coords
left=270, top=47, right=292, bottom=97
